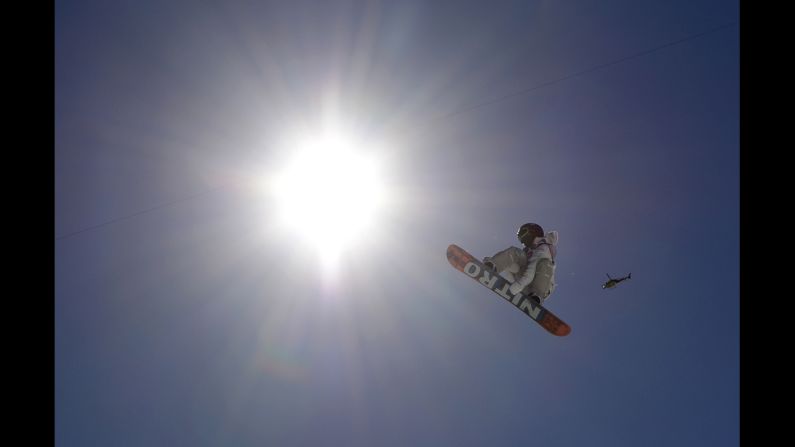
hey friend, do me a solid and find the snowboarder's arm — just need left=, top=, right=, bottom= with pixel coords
left=509, top=258, right=538, bottom=295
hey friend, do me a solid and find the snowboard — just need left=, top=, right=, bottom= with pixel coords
left=447, top=244, right=571, bottom=336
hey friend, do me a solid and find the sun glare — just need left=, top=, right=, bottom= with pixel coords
left=269, top=132, right=386, bottom=262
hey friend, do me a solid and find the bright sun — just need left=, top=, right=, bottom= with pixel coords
left=269, top=131, right=386, bottom=262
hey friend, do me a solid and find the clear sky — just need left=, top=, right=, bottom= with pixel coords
left=56, top=1, right=739, bottom=446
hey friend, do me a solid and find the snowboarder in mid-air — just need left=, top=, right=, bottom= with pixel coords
left=482, top=222, right=558, bottom=305
left=602, top=273, right=631, bottom=289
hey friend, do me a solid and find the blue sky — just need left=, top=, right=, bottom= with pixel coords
left=56, top=1, right=739, bottom=445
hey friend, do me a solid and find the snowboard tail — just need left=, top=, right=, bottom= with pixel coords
left=447, top=244, right=570, bottom=336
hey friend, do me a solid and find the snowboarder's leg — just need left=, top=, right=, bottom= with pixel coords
left=484, top=247, right=524, bottom=281
left=527, top=259, right=556, bottom=299
left=484, top=247, right=524, bottom=272
left=483, top=261, right=516, bottom=282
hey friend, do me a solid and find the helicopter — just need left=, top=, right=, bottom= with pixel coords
left=602, top=273, right=631, bottom=289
